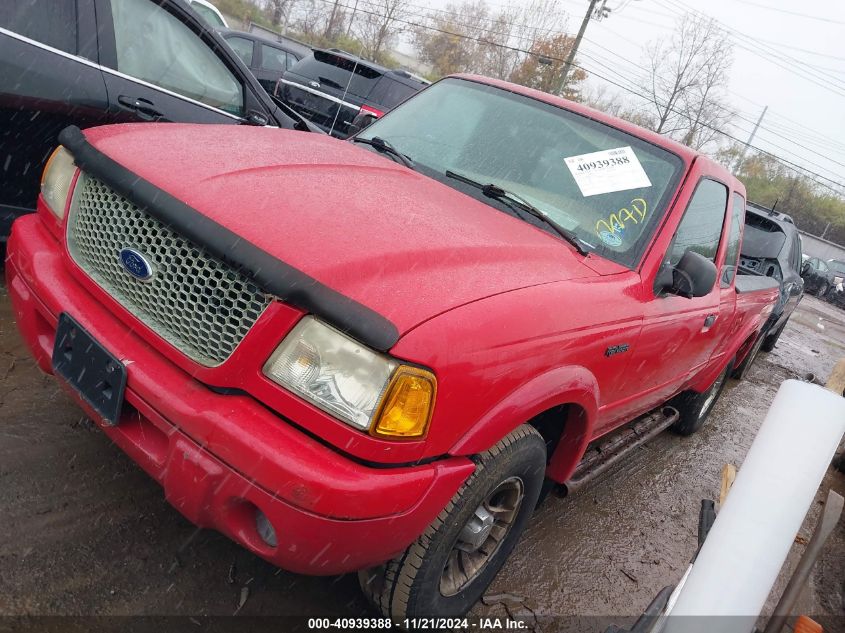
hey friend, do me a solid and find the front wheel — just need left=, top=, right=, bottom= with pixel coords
left=670, top=362, right=732, bottom=436
left=358, top=425, right=546, bottom=620
left=818, top=282, right=829, bottom=297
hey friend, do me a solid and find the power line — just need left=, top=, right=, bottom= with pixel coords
left=656, top=0, right=845, bottom=97
left=573, top=34, right=845, bottom=168
left=733, top=0, right=845, bottom=26
left=339, top=0, right=845, bottom=174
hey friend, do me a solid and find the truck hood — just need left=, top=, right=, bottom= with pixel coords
left=82, top=124, right=601, bottom=336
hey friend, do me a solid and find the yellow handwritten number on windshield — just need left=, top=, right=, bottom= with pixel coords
left=595, top=198, right=648, bottom=240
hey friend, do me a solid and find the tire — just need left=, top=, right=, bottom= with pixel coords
left=760, top=320, right=787, bottom=352
left=731, top=330, right=766, bottom=381
left=358, top=425, right=546, bottom=620
left=818, top=282, right=829, bottom=298
left=670, top=362, right=732, bottom=436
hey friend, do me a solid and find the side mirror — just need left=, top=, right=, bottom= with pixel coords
left=244, top=109, right=270, bottom=126
left=657, top=250, right=718, bottom=298
left=801, top=262, right=811, bottom=275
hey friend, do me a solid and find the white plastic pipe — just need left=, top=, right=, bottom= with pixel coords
left=663, top=379, right=845, bottom=633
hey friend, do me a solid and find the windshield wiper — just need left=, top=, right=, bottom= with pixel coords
left=445, top=170, right=589, bottom=256
left=351, top=136, right=415, bottom=169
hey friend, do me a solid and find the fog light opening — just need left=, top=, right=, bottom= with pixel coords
left=255, top=509, right=277, bottom=548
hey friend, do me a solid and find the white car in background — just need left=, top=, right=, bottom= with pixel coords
left=187, top=0, right=228, bottom=28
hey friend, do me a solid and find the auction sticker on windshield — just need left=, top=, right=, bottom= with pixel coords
left=564, top=146, right=652, bottom=197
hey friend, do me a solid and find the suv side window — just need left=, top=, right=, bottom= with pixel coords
left=109, top=0, right=244, bottom=115
left=260, top=44, right=288, bottom=72
left=668, top=178, right=729, bottom=266
left=228, top=36, right=255, bottom=66
left=0, top=0, right=77, bottom=53
left=790, top=234, right=802, bottom=273
left=721, top=192, right=745, bottom=287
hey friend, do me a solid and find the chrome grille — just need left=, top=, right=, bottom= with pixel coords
left=67, top=173, right=272, bottom=366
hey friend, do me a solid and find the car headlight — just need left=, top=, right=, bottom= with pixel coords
left=41, top=146, right=77, bottom=219
left=263, top=317, right=436, bottom=439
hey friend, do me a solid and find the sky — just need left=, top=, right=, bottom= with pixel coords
left=406, top=0, right=845, bottom=194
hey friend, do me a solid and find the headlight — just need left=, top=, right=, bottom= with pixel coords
left=41, top=146, right=77, bottom=219
left=263, top=317, right=435, bottom=438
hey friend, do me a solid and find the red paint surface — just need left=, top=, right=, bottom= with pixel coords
left=6, top=76, right=778, bottom=574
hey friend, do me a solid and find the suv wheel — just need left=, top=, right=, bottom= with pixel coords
left=358, top=425, right=546, bottom=620
left=760, top=320, right=787, bottom=352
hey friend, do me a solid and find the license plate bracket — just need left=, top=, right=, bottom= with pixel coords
left=52, top=313, right=127, bottom=426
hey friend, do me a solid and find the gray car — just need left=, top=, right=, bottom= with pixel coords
left=739, top=202, right=804, bottom=351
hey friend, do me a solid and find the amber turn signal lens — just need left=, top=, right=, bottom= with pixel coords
left=371, top=367, right=436, bottom=439
left=793, top=616, right=822, bottom=633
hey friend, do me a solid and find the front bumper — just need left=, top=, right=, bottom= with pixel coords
left=6, top=215, right=474, bottom=575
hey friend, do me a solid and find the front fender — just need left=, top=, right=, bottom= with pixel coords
left=449, top=365, right=599, bottom=472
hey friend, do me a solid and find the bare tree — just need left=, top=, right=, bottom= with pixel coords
left=412, top=0, right=493, bottom=77
left=579, top=84, right=627, bottom=116
left=508, top=33, right=585, bottom=98
left=412, top=0, right=569, bottom=81
left=642, top=12, right=733, bottom=146
left=353, top=0, right=411, bottom=62
left=267, top=0, right=298, bottom=29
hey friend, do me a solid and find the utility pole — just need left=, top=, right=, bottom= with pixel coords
left=558, top=0, right=603, bottom=95
left=734, top=105, right=768, bottom=173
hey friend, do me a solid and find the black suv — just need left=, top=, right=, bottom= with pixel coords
left=0, top=0, right=313, bottom=256
left=739, top=202, right=804, bottom=351
left=220, top=29, right=306, bottom=96
left=279, top=49, right=428, bottom=138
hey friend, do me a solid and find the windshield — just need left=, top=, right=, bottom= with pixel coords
left=358, top=78, right=684, bottom=267
left=742, top=213, right=787, bottom=259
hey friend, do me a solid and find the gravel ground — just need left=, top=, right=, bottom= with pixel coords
left=0, top=281, right=843, bottom=631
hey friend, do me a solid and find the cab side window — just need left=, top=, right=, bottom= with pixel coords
left=0, top=0, right=77, bottom=53
left=720, top=192, right=745, bottom=287
left=109, top=0, right=244, bottom=115
left=668, top=178, right=729, bottom=267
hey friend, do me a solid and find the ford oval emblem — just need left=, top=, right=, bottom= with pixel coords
left=118, top=248, right=154, bottom=281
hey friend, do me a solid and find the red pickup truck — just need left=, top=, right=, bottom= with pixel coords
left=6, top=75, right=778, bottom=619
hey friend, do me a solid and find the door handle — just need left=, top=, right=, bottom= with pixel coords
left=117, top=95, right=163, bottom=120
left=704, top=314, right=717, bottom=328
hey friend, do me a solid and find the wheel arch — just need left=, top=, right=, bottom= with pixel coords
left=448, top=365, right=599, bottom=484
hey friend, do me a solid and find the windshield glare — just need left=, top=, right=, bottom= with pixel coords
left=359, top=78, right=684, bottom=267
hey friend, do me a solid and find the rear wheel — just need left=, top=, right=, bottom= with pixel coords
left=760, top=320, right=787, bottom=352
left=818, top=282, right=830, bottom=297
left=358, top=425, right=546, bottom=620
left=732, top=330, right=766, bottom=381
left=670, top=362, right=732, bottom=436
